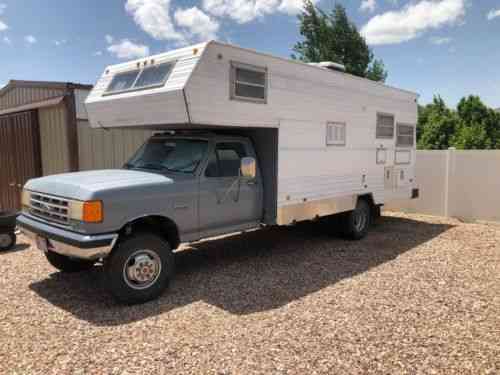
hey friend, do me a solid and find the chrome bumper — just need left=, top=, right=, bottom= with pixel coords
left=17, top=214, right=118, bottom=261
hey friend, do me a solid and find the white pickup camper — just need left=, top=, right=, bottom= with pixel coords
left=86, top=40, right=419, bottom=224
left=18, top=41, right=419, bottom=304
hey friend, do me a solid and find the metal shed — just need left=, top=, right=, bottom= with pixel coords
left=0, top=80, right=152, bottom=211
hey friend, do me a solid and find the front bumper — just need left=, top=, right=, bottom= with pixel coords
left=17, top=214, right=118, bottom=260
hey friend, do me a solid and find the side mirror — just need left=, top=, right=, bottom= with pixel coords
left=240, top=157, right=256, bottom=179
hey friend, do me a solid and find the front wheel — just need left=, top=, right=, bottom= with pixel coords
left=342, top=199, right=371, bottom=240
left=0, top=232, right=16, bottom=251
left=104, top=234, right=174, bottom=305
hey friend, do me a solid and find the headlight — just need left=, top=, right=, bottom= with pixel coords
left=69, top=200, right=104, bottom=223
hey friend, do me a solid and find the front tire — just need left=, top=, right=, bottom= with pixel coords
left=342, top=199, right=371, bottom=240
left=104, top=234, right=174, bottom=305
left=45, top=250, right=95, bottom=272
left=0, top=232, right=16, bottom=251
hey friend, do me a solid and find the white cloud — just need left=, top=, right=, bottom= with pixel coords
left=429, top=36, right=452, bottom=45
left=202, top=0, right=315, bottom=24
left=3, top=35, right=10, bottom=44
left=278, top=0, right=311, bottom=15
left=54, top=39, right=67, bottom=46
left=24, top=35, right=37, bottom=44
left=105, top=34, right=114, bottom=44
left=174, top=7, right=219, bottom=41
left=93, top=51, right=103, bottom=56
left=361, top=0, right=465, bottom=45
left=107, top=39, right=150, bottom=59
left=360, top=0, right=376, bottom=13
left=125, top=0, right=183, bottom=41
left=487, top=9, right=500, bottom=21
left=0, top=3, right=8, bottom=31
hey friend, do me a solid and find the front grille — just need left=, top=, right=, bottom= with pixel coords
left=29, top=192, right=70, bottom=225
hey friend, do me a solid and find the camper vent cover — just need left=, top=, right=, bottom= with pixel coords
left=308, top=61, right=346, bottom=72
left=326, top=122, right=346, bottom=146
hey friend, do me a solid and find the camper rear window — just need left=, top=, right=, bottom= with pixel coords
left=231, top=62, right=267, bottom=103
left=105, top=62, right=174, bottom=95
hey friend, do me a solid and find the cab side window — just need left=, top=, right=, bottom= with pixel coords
left=205, top=142, right=248, bottom=178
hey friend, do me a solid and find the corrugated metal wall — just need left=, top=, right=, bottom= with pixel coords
left=38, top=104, right=71, bottom=175
left=0, top=84, right=153, bottom=177
left=0, top=87, right=65, bottom=110
left=77, top=121, right=152, bottom=170
left=74, top=89, right=91, bottom=120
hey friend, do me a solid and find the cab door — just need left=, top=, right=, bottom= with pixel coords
left=198, top=140, right=263, bottom=236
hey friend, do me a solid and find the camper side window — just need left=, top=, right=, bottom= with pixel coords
left=396, top=124, right=415, bottom=147
left=231, top=62, right=267, bottom=103
left=376, top=113, right=395, bottom=139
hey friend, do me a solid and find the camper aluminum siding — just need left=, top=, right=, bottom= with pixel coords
left=85, top=41, right=418, bottom=225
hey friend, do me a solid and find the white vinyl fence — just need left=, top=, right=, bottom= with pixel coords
left=386, top=149, right=500, bottom=222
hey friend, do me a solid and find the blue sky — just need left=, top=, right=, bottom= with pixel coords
left=0, top=0, right=499, bottom=108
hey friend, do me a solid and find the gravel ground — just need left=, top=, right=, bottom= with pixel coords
left=0, top=212, right=499, bottom=374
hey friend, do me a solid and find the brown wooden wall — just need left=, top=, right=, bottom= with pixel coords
left=0, top=111, right=42, bottom=211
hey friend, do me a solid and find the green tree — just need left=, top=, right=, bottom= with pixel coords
left=452, top=122, right=491, bottom=150
left=293, top=1, right=388, bottom=82
left=418, top=96, right=458, bottom=150
left=453, top=96, right=500, bottom=149
left=418, top=95, right=500, bottom=150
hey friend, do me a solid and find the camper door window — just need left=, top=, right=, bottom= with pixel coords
left=376, top=113, right=395, bottom=139
left=396, top=124, right=415, bottom=147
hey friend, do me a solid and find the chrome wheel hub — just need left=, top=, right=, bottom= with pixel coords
left=123, top=250, right=161, bottom=290
left=0, top=234, right=12, bottom=248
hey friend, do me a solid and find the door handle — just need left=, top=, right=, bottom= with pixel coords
left=8, top=182, right=15, bottom=187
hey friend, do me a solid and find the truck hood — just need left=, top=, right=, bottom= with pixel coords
left=25, top=169, right=174, bottom=201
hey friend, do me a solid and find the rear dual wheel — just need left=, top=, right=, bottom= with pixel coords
left=342, top=199, right=371, bottom=240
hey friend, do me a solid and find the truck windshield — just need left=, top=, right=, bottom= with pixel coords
left=125, top=138, right=208, bottom=174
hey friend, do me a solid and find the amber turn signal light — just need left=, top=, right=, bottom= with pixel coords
left=82, top=201, right=103, bottom=223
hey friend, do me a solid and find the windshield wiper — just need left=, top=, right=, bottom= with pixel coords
left=133, top=163, right=169, bottom=172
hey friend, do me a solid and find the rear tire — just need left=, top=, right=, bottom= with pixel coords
left=342, top=199, right=371, bottom=240
left=0, top=232, right=16, bottom=251
left=45, top=250, right=95, bottom=272
left=104, top=234, right=174, bottom=305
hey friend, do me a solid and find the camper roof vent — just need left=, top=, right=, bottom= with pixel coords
left=308, top=61, right=346, bottom=73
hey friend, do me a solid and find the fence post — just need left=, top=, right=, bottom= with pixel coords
left=444, top=147, right=455, bottom=217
